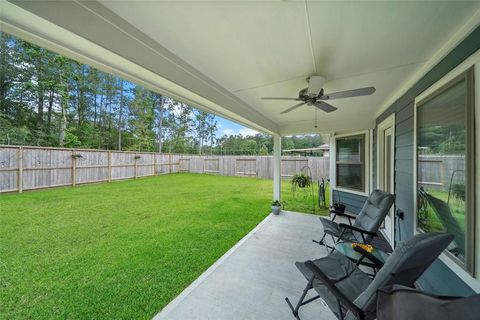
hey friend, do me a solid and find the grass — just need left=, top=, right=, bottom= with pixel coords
left=0, top=173, right=326, bottom=319
left=282, top=181, right=330, bottom=215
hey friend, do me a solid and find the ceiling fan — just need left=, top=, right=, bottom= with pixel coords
left=261, top=76, right=376, bottom=114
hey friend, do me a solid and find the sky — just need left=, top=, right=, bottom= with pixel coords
left=214, top=116, right=259, bottom=138
left=167, top=98, right=260, bottom=138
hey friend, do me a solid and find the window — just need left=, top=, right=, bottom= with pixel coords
left=335, top=134, right=366, bottom=193
left=416, top=68, right=475, bottom=274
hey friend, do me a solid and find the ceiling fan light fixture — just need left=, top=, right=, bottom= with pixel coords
left=306, top=75, right=326, bottom=97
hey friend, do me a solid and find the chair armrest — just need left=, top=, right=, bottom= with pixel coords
left=305, top=260, right=365, bottom=320
left=339, top=223, right=378, bottom=237
left=330, top=210, right=357, bottom=220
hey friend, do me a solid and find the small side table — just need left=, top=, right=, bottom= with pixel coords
left=335, top=241, right=390, bottom=272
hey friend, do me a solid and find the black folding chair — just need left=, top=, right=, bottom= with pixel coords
left=287, top=233, right=453, bottom=320
left=314, top=190, right=395, bottom=252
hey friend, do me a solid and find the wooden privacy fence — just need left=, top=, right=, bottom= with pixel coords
left=0, top=145, right=330, bottom=193
left=418, top=154, right=465, bottom=191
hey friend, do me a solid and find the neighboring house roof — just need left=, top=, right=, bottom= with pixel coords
left=318, top=143, right=330, bottom=150
left=284, top=144, right=330, bottom=153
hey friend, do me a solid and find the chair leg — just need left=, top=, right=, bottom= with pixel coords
left=330, top=235, right=337, bottom=253
left=285, top=275, right=319, bottom=319
left=337, top=298, right=345, bottom=320
left=312, top=233, right=327, bottom=246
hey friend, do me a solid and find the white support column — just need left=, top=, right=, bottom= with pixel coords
left=329, top=133, right=335, bottom=206
left=273, top=134, right=281, bottom=201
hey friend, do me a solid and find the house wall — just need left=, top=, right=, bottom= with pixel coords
left=332, top=190, right=367, bottom=214
left=375, top=25, right=480, bottom=296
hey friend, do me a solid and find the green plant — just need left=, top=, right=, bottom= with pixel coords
left=134, top=155, right=141, bottom=159
left=71, top=154, right=83, bottom=159
left=272, top=200, right=286, bottom=207
left=291, top=172, right=311, bottom=192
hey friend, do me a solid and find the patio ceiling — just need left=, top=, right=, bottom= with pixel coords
left=3, top=1, right=480, bottom=135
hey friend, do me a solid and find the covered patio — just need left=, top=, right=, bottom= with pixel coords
left=2, top=0, right=480, bottom=319
left=154, top=211, right=335, bottom=320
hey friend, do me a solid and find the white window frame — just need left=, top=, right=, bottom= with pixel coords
left=332, top=130, right=371, bottom=197
left=377, top=114, right=396, bottom=245
left=413, top=49, right=480, bottom=292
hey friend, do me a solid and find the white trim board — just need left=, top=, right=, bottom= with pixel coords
left=376, top=114, right=396, bottom=245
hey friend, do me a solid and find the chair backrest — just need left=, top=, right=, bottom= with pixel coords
left=353, top=190, right=395, bottom=234
left=377, top=284, right=480, bottom=320
left=349, top=233, right=453, bottom=319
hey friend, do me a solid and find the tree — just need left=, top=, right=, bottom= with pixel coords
left=258, top=144, right=269, bottom=155
left=117, top=79, right=125, bottom=150
left=240, top=139, right=258, bottom=155
left=127, top=87, right=155, bottom=151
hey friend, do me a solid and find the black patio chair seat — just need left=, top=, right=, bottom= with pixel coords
left=320, top=219, right=358, bottom=242
left=295, top=251, right=371, bottom=316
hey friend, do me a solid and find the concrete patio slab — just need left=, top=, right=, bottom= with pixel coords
left=153, top=211, right=337, bottom=320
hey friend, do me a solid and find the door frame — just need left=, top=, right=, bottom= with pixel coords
left=377, top=113, right=396, bottom=244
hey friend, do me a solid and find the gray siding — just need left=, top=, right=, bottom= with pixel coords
left=375, top=26, right=480, bottom=295
left=332, top=190, right=367, bottom=214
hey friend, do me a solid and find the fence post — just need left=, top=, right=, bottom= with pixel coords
left=17, top=147, right=23, bottom=193
left=134, top=153, right=137, bottom=179
left=72, top=149, right=76, bottom=187
left=107, top=151, right=112, bottom=182
left=169, top=154, right=172, bottom=174
left=153, top=153, right=157, bottom=176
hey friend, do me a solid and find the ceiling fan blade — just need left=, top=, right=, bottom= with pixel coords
left=307, top=75, right=326, bottom=97
left=314, top=101, right=337, bottom=113
left=320, top=86, right=376, bottom=100
left=261, top=97, right=302, bottom=101
left=280, top=102, right=305, bottom=114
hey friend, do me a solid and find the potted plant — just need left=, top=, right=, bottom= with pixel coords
left=291, top=172, right=311, bottom=195
left=332, top=187, right=346, bottom=213
left=271, top=200, right=283, bottom=215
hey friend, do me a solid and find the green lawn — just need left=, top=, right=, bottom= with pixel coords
left=0, top=173, right=325, bottom=319
left=282, top=181, right=330, bottom=215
